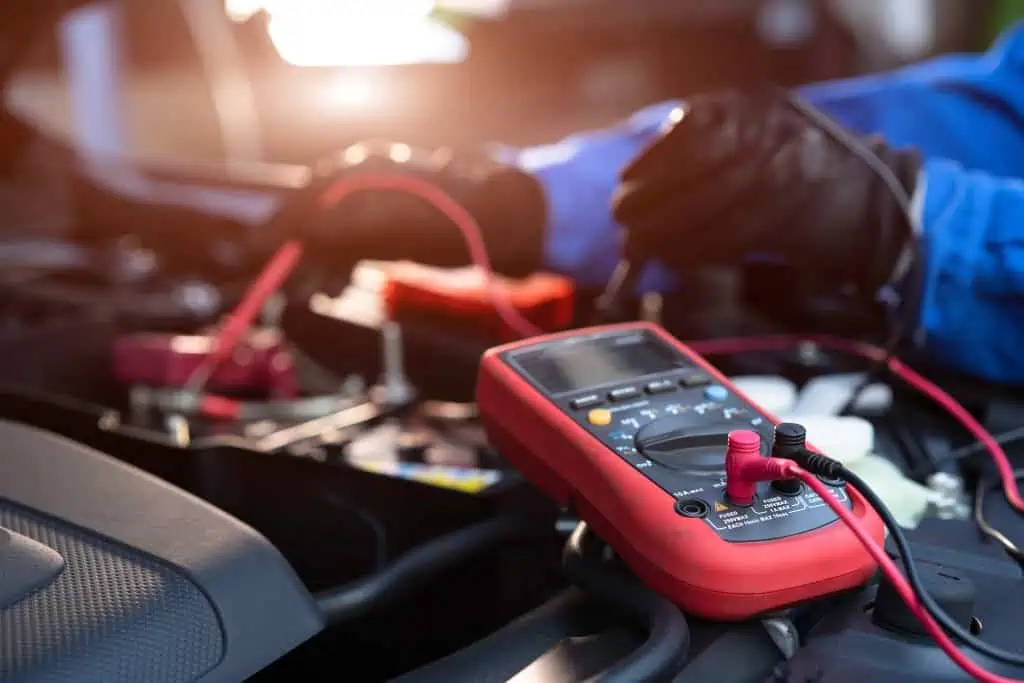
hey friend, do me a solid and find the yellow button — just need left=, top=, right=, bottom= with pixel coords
left=587, top=409, right=613, bottom=426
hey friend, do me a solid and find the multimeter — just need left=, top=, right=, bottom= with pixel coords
left=477, top=322, right=883, bottom=620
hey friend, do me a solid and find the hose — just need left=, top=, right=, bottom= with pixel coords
left=562, top=522, right=690, bottom=682
left=314, top=514, right=531, bottom=625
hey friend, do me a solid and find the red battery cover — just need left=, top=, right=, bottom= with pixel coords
left=476, top=322, right=884, bottom=621
left=381, top=262, right=574, bottom=341
left=112, top=328, right=299, bottom=398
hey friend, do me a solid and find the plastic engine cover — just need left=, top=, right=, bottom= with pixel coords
left=0, top=420, right=323, bottom=683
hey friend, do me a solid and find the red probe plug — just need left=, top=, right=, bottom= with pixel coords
left=724, top=430, right=795, bottom=506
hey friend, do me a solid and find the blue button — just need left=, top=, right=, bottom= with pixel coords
left=704, top=385, right=729, bottom=402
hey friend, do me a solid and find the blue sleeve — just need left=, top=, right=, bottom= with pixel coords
left=914, top=160, right=1024, bottom=383
left=798, top=23, right=1024, bottom=177
left=503, top=102, right=683, bottom=291
left=520, top=22, right=1024, bottom=291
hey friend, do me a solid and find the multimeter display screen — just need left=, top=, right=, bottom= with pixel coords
left=515, top=333, right=684, bottom=394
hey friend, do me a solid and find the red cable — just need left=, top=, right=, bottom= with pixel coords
left=795, top=467, right=1023, bottom=682
left=198, top=240, right=303, bottom=386
left=888, top=356, right=1024, bottom=512
left=315, top=172, right=543, bottom=339
left=686, top=334, right=1024, bottom=514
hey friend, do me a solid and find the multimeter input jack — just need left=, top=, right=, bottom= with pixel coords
left=675, top=499, right=710, bottom=518
left=817, top=474, right=847, bottom=487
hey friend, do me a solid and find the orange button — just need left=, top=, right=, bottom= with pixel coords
left=587, top=409, right=613, bottom=426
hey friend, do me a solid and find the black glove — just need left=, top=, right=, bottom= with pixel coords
left=612, top=88, right=921, bottom=299
left=292, top=140, right=547, bottom=278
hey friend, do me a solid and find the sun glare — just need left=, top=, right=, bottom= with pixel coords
left=224, top=0, right=467, bottom=67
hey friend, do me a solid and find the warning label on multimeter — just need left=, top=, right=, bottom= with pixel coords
left=696, top=484, right=850, bottom=543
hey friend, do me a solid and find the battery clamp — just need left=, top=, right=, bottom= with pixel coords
left=477, top=322, right=883, bottom=620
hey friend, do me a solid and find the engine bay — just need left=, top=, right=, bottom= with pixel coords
left=2, top=224, right=1024, bottom=683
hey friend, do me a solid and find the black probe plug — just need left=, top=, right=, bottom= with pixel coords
left=769, top=423, right=806, bottom=496
left=772, top=422, right=845, bottom=480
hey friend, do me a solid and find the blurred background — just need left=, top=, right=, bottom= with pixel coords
left=3, top=0, right=1020, bottom=167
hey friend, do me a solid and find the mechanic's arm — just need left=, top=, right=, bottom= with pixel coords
left=515, top=22, right=1024, bottom=290
left=912, top=161, right=1024, bottom=382
left=606, top=95, right=1024, bottom=387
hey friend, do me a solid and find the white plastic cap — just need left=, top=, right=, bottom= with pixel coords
left=791, top=373, right=893, bottom=416
left=730, top=376, right=798, bottom=416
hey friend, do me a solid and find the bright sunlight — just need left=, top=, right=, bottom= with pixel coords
left=224, top=0, right=468, bottom=67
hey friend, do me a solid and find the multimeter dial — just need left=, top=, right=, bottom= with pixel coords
left=634, top=417, right=767, bottom=474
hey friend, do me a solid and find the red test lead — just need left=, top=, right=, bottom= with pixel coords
left=725, top=430, right=793, bottom=506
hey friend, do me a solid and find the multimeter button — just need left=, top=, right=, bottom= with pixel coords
left=570, top=394, right=604, bottom=410
left=587, top=409, right=614, bottom=426
left=704, top=385, right=729, bottom=402
left=645, top=380, right=677, bottom=395
left=608, top=386, right=641, bottom=402
left=680, top=373, right=711, bottom=388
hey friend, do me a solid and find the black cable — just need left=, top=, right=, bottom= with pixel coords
left=839, top=466, right=1024, bottom=665
left=974, top=471, right=1024, bottom=569
left=939, top=426, right=1024, bottom=465
left=320, top=492, right=389, bottom=571
left=783, top=92, right=924, bottom=417
left=314, top=514, right=531, bottom=625
left=596, top=90, right=922, bottom=387
left=593, top=258, right=645, bottom=325
left=885, top=406, right=939, bottom=479
left=562, top=522, right=690, bottom=683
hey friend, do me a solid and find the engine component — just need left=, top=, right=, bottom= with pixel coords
left=789, top=372, right=893, bottom=416
left=113, top=327, right=299, bottom=398
left=377, top=320, right=415, bottom=407
left=388, top=592, right=788, bottom=683
left=283, top=261, right=577, bottom=403
left=729, top=375, right=798, bottom=415
left=381, top=261, right=575, bottom=342
left=0, top=419, right=322, bottom=683
left=927, top=471, right=971, bottom=520
left=781, top=519, right=1024, bottom=682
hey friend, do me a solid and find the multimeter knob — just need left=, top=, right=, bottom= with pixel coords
left=635, top=417, right=747, bottom=474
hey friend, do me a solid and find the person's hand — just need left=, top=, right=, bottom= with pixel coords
left=292, top=140, right=546, bottom=278
left=612, top=88, right=921, bottom=297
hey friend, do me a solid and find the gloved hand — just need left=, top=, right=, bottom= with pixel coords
left=612, top=88, right=921, bottom=298
left=291, top=140, right=547, bottom=278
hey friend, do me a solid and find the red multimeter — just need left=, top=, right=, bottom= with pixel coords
left=477, top=322, right=883, bottom=620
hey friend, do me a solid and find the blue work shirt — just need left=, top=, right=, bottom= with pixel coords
left=506, top=23, right=1024, bottom=384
